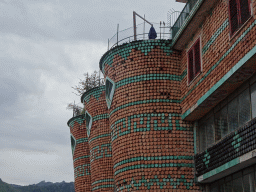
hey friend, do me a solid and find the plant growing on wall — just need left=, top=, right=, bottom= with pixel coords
left=66, top=103, right=83, bottom=117
left=72, top=70, right=105, bottom=96
left=67, top=70, right=104, bottom=116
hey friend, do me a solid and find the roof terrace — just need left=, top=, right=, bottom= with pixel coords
left=106, top=0, right=202, bottom=50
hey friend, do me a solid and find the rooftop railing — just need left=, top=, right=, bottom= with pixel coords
left=107, top=0, right=199, bottom=51
left=171, top=0, right=198, bottom=39
left=107, top=22, right=171, bottom=50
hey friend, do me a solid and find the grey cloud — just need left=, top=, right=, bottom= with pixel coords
left=0, top=0, right=185, bottom=42
left=0, top=0, right=120, bottom=41
left=0, top=146, right=74, bottom=185
left=0, top=0, right=185, bottom=185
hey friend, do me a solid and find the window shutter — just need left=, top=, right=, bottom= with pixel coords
left=188, top=50, right=194, bottom=83
left=239, top=0, right=250, bottom=24
left=229, top=0, right=239, bottom=34
left=194, top=40, right=201, bottom=75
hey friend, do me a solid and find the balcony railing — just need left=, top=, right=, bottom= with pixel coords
left=171, top=0, right=198, bottom=39
left=195, top=117, right=256, bottom=177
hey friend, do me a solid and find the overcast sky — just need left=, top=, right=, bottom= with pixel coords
left=0, top=0, right=185, bottom=186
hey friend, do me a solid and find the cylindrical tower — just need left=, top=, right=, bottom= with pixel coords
left=82, top=86, right=114, bottom=191
left=67, top=115, right=91, bottom=192
left=100, top=40, right=199, bottom=191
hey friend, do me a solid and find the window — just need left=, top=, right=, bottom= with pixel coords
left=199, top=116, right=215, bottom=152
left=70, top=134, right=76, bottom=156
left=198, top=82, right=252, bottom=153
left=251, top=83, right=256, bottom=118
left=215, top=106, right=228, bottom=140
left=238, top=88, right=250, bottom=126
left=85, top=111, right=92, bottom=137
left=225, top=176, right=233, bottom=192
left=228, top=97, right=239, bottom=132
left=233, top=172, right=244, bottom=192
left=210, top=166, right=255, bottom=192
left=105, top=77, right=115, bottom=109
left=187, top=38, right=201, bottom=84
left=199, top=117, right=214, bottom=153
left=228, top=0, right=251, bottom=35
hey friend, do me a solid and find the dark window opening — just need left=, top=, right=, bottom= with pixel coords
left=187, top=38, right=201, bottom=83
left=229, top=0, right=251, bottom=35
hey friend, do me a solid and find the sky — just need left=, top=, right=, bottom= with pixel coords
left=0, top=0, right=185, bottom=186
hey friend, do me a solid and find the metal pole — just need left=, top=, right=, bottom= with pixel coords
left=133, top=11, right=137, bottom=41
left=108, top=38, right=109, bottom=51
left=160, top=21, right=162, bottom=39
left=134, top=11, right=153, bottom=26
left=163, top=22, right=165, bottom=39
left=117, top=24, right=119, bottom=46
left=143, top=14, right=145, bottom=40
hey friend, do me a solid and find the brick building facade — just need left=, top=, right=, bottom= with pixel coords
left=67, top=0, right=256, bottom=191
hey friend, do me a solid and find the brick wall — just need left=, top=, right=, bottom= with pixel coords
left=180, top=0, right=256, bottom=117
left=68, top=116, right=91, bottom=192
left=83, top=86, right=114, bottom=191
left=100, top=40, right=200, bottom=191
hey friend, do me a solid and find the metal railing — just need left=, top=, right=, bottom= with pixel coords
left=107, top=1, right=199, bottom=51
left=167, top=9, right=181, bottom=27
left=171, top=0, right=198, bottom=39
left=108, top=22, right=171, bottom=50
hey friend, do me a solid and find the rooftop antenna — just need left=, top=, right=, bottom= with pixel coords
left=133, top=11, right=153, bottom=41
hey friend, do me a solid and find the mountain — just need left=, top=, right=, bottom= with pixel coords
left=0, top=179, right=18, bottom=192
left=0, top=179, right=75, bottom=192
left=34, top=181, right=53, bottom=187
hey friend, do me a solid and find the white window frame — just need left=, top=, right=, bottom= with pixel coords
left=105, top=77, right=115, bottom=109
left=70, top=134, right=76, bottom=156
left=85, top=111, right=92, bottom=137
